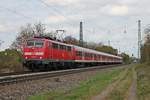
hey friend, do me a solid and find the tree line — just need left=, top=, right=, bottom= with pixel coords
left=141, top=26, right=150, bottom=62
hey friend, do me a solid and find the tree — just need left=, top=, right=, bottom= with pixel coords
left=10, top=22, right=46, bottom=51
left=63, top=36, right=118, bottom=55
left=141, top=26, right=150, bottom=62
left=10, top=24, right=35, bottom=51
left=34, top=22, right=46, bottom=35
left=64, top=36, right=79, bottom=45
left=86, top=42, right=118, bottom=55
left=121, top=53, right=131, bottom=64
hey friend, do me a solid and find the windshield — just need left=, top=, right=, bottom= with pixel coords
left=27, top=40, right=44, bottom=48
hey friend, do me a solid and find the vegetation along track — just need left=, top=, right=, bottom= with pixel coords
left=0, top=64, right=122, bottom=85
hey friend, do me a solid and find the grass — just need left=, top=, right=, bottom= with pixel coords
left=28, top=67, right=125, bottom=100
left=136, top=63, right=150, bottom=100
left=105, top=67, right=133, bottom=100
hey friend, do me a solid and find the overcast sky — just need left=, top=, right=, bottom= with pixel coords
left=0, top=0, right=149, bottom=57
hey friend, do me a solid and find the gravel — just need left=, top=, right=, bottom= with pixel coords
left=0, top=69, right=107, bottom=100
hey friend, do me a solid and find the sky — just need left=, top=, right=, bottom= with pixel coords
left=0, top=0, right=149, bottom=57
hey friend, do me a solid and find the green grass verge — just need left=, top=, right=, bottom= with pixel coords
left=136, top=63, right=150, bottom=100
left=28, top=67, right=125, bottom=100
left=105, top=67, right=133, bottom=100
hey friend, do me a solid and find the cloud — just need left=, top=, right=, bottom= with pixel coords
left=45, top=14, right=86, bottom=24
left=0, top=24, right=6, bottom=32
left=45, top=15, right=66, bottom=23
left=101, top=5, right=129, bottom=16
left=111, top=5, right=129, bottom=16
left=119, top=0, right=138, bottom=5
left=44, top=0, right=79, bottom=6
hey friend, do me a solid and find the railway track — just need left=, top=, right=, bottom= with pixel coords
left=0, top=71, right=31, bottom=77
left=0, top=64, right=122, bottom=85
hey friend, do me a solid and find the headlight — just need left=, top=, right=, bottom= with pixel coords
left=24, top=52, right=32, bottom=55
left=35, top=52, right=44, bottom=55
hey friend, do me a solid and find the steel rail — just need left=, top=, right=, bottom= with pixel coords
left=0, top=64, right=123, bottom=85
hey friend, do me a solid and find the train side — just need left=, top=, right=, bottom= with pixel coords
left=23, top=38, right=122, bottom=70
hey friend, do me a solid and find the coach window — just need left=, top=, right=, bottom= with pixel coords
left=76, top=51, right=79, bottom=56
left=80, top=52, right=83, bottom=57
left=91, top=54, right=93, bottom=58
left=90, top=54, right=92, bottom=58
left=87, top=53, right=89, bottom=57
left=94, top=54, right=97, bottom=58
left=52, top=43, right=58, bottom=49
left=85, top=53, right=87, bottom=57
left=76, top=51, right=82, bottom=57
left=67, top=46, right=71, bottom=51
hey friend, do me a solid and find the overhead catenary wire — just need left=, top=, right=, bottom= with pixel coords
left=38, top=0, right=78, bottom=28
left=0, top=6, right=34, bottom=20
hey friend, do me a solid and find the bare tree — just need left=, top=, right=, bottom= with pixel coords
left=10, top=24, right=34, bottom=51
left=34, top=22, right=46, bottom=35
left=10, top=22, right=46, bottom=51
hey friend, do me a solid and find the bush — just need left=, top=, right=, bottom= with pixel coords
left=0, top=49, right=23, bottom=73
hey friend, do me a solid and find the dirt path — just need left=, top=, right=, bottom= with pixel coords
left=91, top=68, right=128, bottom=100
left=127, top=68, right=137, bottom=100
left=91, top=66, right=138, bottom=100
left=91, top=79, right=120, bottom=100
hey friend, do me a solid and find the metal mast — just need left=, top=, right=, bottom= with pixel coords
left=79, top=22, right=83, bottom=47
left=138, top=20, right=142, bottom=59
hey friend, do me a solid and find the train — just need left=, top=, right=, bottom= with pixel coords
left=22, top=36, right=123, bottom=71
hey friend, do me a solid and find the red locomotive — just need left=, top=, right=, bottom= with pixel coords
left=23, top=36, right=122, bottom=71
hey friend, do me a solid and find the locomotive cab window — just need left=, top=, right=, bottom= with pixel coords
left=27, top=41, right=34, bottom=47
left=27, top=40, right=44, bottom=48
left=35, top=41, right=44, bottom=48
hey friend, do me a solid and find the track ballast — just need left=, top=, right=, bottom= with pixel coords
left=0, top=64, right=122, bottom=85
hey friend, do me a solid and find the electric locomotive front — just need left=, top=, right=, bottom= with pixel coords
left=23, top=38, right=49, bottom=70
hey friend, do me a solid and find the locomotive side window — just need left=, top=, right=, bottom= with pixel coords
left=52, top=43, right=58, bottom=49
left=60, top=45, right=66, bottom=50
left=67, top=46, right=71, bottom=51
left=63, top=45, right=66, bottom=50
